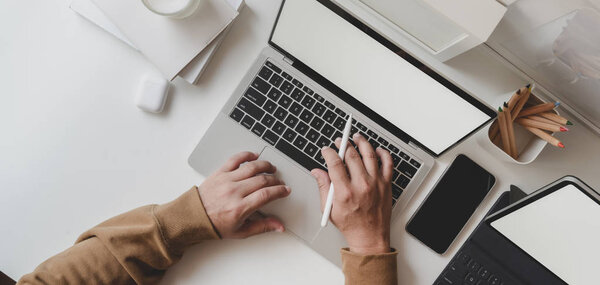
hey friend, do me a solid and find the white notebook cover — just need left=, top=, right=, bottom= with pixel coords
left=92, top=0, right=237, bottom=80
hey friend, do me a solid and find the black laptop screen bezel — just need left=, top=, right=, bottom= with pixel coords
left=267, top=0, right=496, bottom=157
left=485, top=180, right=600, bottom=284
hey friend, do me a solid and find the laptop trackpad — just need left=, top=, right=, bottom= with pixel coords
left=258, top=147, right=323, bottom=243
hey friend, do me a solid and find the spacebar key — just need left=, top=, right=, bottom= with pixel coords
left=275, top=140, right=325, bottom=171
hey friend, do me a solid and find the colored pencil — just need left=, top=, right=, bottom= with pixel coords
left=517, top=102, right=560, bottom=118
left=539, top=112, right=573, bottom=126
left=516, top=118, right=568, bottom=133
left=527, top=115, right=562, bottom=127
left=507, top=87, right=525, bottom=111
left=504, top=108, right=518, bottom=158
left=524, top=127, right=565, bottom=148
left=497, top=108, right=512, bottom=156
left=511, top=84, right=533, bottom=120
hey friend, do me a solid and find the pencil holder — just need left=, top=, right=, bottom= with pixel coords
left=483, top=92, right=559, bottom=164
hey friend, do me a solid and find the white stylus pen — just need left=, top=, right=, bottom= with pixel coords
left=321, top=113, right=353, bottom=227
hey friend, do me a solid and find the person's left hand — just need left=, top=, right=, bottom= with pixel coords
left=198, top=151, right=291, bottom=239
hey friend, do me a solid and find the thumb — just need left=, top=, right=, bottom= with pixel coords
left=311, top=168, right=331, bottom=211
left=236, top=214, right=285, bottom=238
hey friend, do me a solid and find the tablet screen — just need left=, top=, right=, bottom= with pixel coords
left=270, top=0, right=493, bottom=156
left=490, top=184, right=600, bottom=284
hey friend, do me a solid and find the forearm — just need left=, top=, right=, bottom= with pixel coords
left=18, top=187, right=219, bottom=285
left=340, top=248, right=398, bottom=285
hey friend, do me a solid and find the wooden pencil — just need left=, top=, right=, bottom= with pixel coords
left=539, top=112, right=573, bottom=126
left=524, top=127, right=565, bottom=148
left=527, top=115, right=562, bottom=127
left=497, top=108, right=512, bottom=156
left=516, top=118, right=568, bottom=133
left=507, top=87, right=526, bottom=111
left=511, top=84, right=532, bottom=120
left=504, top=108, right=518, bottom=158
left=517, top=102, right=560, bottom=118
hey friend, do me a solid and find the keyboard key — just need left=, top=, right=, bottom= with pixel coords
left=312, top=102, right=326, bottom=116
left=399, top=151, right=410, bottom=161
left=351, top=126, right=358, bottom=134
left=324, top=100, right=335, bottom=109
left=241, top=115, right=255, bottom=129
left=392, top=184, right=403, bottom=199
left=302, top=86, right=314, bottom=94
left=468, top=260, right=481, bottom=273
left=478, top=267, right=490, bottom=279
left=304, top=143, right=319, bottom=157
left=230, top=108, right=244, bottom=122
left=284, top=115, right=299, bottom=128
left=315, top=152, right=325, bottom=165
left=301, top=96, right=315, bottom=109
left=356, top=122, right=367, bottom=132
left=313, top=93, right=324, bottom=102
left=251, top=77, right=270, bottom=94
left=392, top=171, right=400, bottom=182
left=275, top=139, right=324, bottom=171
left=396, top=174, right=410, bottom=189
left=332, top=131, right=342, bottom=141
left=399, top=161, right=417, bottom=178
left=267, top=88, right=282, bottom=101
left=290, top=88, right=305, bottom=102
left=281, top=81, right=294, bottom=94
left=299, top=109, right=314, bottom=123
left=333, top=116, right=346, bottom=131
left=289, top=102, right=303, bottom=116
left=310, top=117, right=325, bottom=131
left=295, top=121, right=309, bottom=135
left=272, top=121, right=286, bottom=135
left=244, top=87, right=267, bottom=106
left=274, top=107, right=288, bottom=121
left=388, top=144, right=400, bottom=154
left=291, top=78, right=303, bottom=88
left=283, top=128, right=297, bottom=142
left=321, top=124, right=336, bottom=139
left=261, top=114, right=276, bottom=128
left=334, top=108, right=346, bottom=117
left=258, top=66, right=273, bottom=80
left=366, top=129, right=378, bottom=139
left=264, top=100, right=277, bottom=114
left=458, top=253, right=471, bottom=265
left=377, top=137, right=389, bottom=147
left=410, top=159, right=421, bottom=169
left=391, top=154, right=402, bottom=167
left=489, top=276, right=501, bottom=285
left=443, top=271, right=461, bottom=284
left=306, top=129, right=320, bottom=143
left=281, top=71, right=293, bottom=81
left=323, top=110, right=337, bottom=124
left=278, top=95, right=292, bottom=108
left=368, top=138, right=380, bottom=149
left=265, top=61, right=281, bottom=73
left=464, top=273, right=477, bottom=285
left=293, top=136, right=308, bottom=150
left=316, top=136, right=330, bottom=148
left=237, top=98, right=265, bottom=121
left=251, top=123, right=266, bottom=137
left=262, top=130, right=278, bottom=145
left=269, top=73, right=284, bottom=88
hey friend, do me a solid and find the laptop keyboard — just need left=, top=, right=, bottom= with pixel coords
left=436, top=252, right=506, bottom=285
left=229, top=60, right=422, bottom=206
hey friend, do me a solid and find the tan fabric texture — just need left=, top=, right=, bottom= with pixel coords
left=341, top=248, right=398, bottom=285
left=18, top=186, right=398, bottom=284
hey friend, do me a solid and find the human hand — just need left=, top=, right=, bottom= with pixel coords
left=311, top=133, right=393, bottom=254
left=198, top=151, right=291, bottom=239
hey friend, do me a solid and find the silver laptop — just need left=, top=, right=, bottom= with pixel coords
left=189, top=0, right=495, bottom=266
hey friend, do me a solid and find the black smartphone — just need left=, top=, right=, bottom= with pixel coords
left=406, top=154, right=495, bottom=254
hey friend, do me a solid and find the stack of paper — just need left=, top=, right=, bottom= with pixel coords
left=70, top=0, right=244, bottom=84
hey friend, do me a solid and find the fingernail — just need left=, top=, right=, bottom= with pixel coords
left=335, top=137, right=341, bottom=143
left=353, top=133, right=361, bottom=139
left=276, top=227, right=285, bottom=233
left=322, top=146, right=329, bottom=150
left=285, top=186, right=291, bottom=193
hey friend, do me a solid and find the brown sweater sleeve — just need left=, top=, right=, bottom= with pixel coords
left=18, top=186, right=219, bottom=285
left=340, top=248, right=398, bottom=285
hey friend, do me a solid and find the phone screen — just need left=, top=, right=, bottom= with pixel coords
left=406, top=154, right=495, bottom=253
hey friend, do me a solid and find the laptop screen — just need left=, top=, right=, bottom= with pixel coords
left=269, top=0, right=493, bottom=156
left=490, top=183, right=600, bottom=284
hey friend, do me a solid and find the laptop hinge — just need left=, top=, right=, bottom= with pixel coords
left=408, top=141, right=419, bottom=150
left=283, top=57, right=294, bottom=65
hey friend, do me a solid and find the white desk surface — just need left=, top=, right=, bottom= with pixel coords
left=2, top=0, right=600, bottom=284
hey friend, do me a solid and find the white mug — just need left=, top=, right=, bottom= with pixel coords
left=141, top=0, right=203, bottom=19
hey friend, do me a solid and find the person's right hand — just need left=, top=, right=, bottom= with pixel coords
left=311, top=133, right=394, bottom=255
left=198, top=152, right=291, bottom=239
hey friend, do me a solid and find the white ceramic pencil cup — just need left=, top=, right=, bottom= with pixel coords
left=141, top=0, right=203, bottom=19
